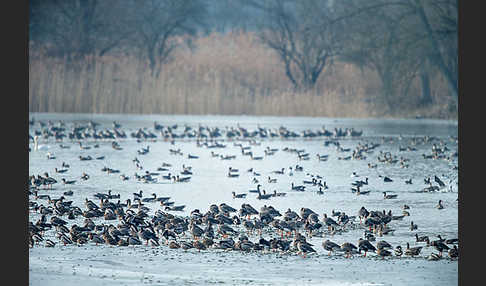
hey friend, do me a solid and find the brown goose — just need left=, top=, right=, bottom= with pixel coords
left=448, top=245, right=458, bottom=259
left=322, top=239, right=341, bottom=256
left=169, top=241, right=181, bottom=249
left=296, top=241, right=316, bottom=258
left=358, top=238, right=376, bottom=257
left=341, top=242, right=358, bottom=258
left=405, top=242, right=422, bottom=257
left=436, top=200, right=444, bottom=210
left=376, top=248, right=392, bottom=259
left=193, top=240, right=207, bottom=251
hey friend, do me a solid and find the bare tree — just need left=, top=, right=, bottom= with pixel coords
left=338, top=0, right=457, bottom=106
left=411, top=0, right=457, bottom=103
left=247, top=0, right=343, bottom=91
left=29, top=0, right=133, bottom=60
left=129, top=0, right=207, bottom=77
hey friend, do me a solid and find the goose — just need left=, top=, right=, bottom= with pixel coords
left=81, top=172, right=90, bottom=180
left=356, top=188, right=370, bottom=195
left=429, top=239, right=450, bottom=257
left=63, top=190, right=74, bottom=196
left=405, top=242, right=422, bottom=257
left=241, top=203, right=259, bottom=217
left=358, top=238, right=376, bottom=257
left=189, top=222, right=204, bottom=240
left=165, top=205, right=186, bottom=212
left=448, top=245, right=458, bottom=259
left=257, top=190, right=272, bottom=200
left=169, top=241, right=181, bottom=249
left=55, top=167, right=68, bottom=174
left=296, top=241, right=316, bottom=258
left=322, top=213, right=339, bottom=230
left=410, top=221, right=418, bottom=231
left=317, top=154, right=329, bottom=161
left=436, top=200, right=444, bottom=209
left=45, top=239, right=56, bottom=248
left=187, top=154, right=199, bottom=159
left=250, top=152, right=263, bottom=160
left=383, top=192, right=397, bottom=199
left=61, top=178, right=76, bottom=185
left=232, top=192, right=247, bottom=199
left=394, top=245, right=403, bottom=257
left=133, top=190, right=143, bottom=199
left=322, top=239, right=341, bottom=256
left=268, top=176, right=277, bottom=183
left=434, top=175, right=446, bottom=187
left=427, top=253, right=442, bottom=261
left=358, top=206, right=369, bottom=223
left=341, top=242, right=358, bottom=258
left=405, top=178, right=413, bottom=184
left=376, top=248, right=392, bottom=259
left=383, top=176, right=393, bottom=182
left=291, top=182, right=306, bottom=192
left=415, top=233, right=429, bottom=242
left=142, top=193, right=157, bottom=203
left=219, top=203, right=237, bottom=214
left=177, top=175, right=191, bottom=183
left=445, top=237, right=459, bottom=244
left=352, top=177, right=368, bottom=187
left=272, top=190, right=286, bottom=197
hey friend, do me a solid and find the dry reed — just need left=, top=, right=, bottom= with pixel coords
left=28, top=31, right=456, bottom=119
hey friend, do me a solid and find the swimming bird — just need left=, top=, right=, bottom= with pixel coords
left=257, top=190, right=272, bottom=200
left=405, top=242, right=422, bottom=257
left=383, top=192, right=397, bottom=199
left=55, top=167, right=68, bottom=174
left=415, top=233, right=429, bottom=243
left=249, top=184, right=262, bottom=193
left=410, top=221, right=418, bottom=231
left=141, top=193, right=157, bottom=203
left=165, top=205, right=186, bottom=211
left=429, top=239, right=450, bottom=257
left=394, top=245, right=403, bottom=257
left=232, top=192, right=247, bottom=199
left=356, top=188, right=370, bottom=195
left=448, top=245, right=458, bottom=259
left=291, top=182, right=306, bottom=192
left=434, top=175, right=446, bottom=187
left=436, top=200, right=444, bottom=209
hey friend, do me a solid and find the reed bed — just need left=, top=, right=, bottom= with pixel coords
left=28, top=31, right=456, bottom=119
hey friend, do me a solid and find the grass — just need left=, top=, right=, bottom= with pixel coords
left=28, top=31, right=457, bottom=119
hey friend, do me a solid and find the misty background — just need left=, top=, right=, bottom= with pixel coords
left=28, top=0, right=458, bottom=119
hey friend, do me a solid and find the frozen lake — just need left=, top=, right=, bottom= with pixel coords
left=29, top=113, right=458, bottom=286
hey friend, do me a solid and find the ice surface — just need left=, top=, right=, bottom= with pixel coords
left=29, top=113, right=458, bottom=286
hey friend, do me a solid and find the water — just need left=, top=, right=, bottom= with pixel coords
left=28, top=113, right=458, bottom=285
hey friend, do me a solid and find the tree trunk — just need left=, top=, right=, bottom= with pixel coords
left=419, top=62, right=432, bottom=106
left=413, top=0, right=458, bottom=103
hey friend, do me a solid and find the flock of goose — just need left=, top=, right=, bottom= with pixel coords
left=28, top=118, right=458, bottom=261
